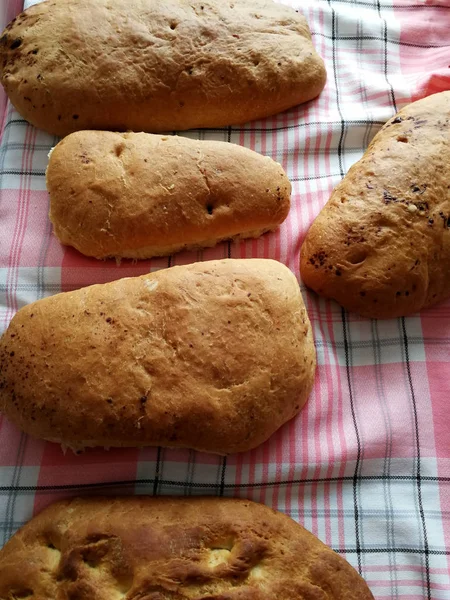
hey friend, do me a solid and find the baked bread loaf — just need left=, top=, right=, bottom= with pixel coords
left=47, top=131, right=291, bottom=259
left=0, top=259, right=316, bottom=454
left=0, top=496, right=374, bottom=599
left=0, top=0, right=326, bottom=136
left=300, top=91, right=450, bottom=318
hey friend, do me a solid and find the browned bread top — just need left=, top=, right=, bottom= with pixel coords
left=300, top=91, right=450, bottom=319
left=0, top=259, right=316, bottom=454
left=0, top=0, right=326, bottom=136
left=0, top=496, right=374, bottom=599
left=47, top=131, right=291, bottom=259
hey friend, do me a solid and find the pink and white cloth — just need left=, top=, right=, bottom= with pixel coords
left=0, top=0, right=449, bottom=598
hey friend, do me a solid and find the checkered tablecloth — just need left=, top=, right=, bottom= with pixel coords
left=1, top=0, right=449, bottom=597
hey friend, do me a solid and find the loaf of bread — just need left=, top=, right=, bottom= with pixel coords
left=47, top=131, right=291, bottom=259
left=0, top=0, right=327, bottom=136
left=0, top=496, right=374, bottom=599
left=300, top=91, right=450, bottom=318
left=0, top=259, right=316, bottom=454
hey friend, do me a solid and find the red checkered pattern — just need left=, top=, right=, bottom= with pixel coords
left=0, top=1, right=450, bottom=598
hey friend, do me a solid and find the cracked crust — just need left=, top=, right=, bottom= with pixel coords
left=0, top=0, right=326, bottom=135
left=0, top=259, right=316, bottom=454
left=46, top=131, right=291, bottom=260
left=0, top=496, right=374, bottom=600
left=300, top=91, right=450, bottom=318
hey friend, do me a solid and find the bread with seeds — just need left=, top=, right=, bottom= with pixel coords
left=0, top=259, right=316, bottom=454
left=300, top=92, right=450, bottom=318
left=47, top=131, right=290, bottom=259
left=0, top=0, right=326, bottom=135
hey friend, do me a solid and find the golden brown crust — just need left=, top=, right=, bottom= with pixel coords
left=0, top=0, right=326, bottom=136
left=0, top=259, right=316, bottom=454
left=300, top=91, right=450, bottom=318
left=0, top=496, right=374, bottom=600
left=46, top=131, right=291, bottom=259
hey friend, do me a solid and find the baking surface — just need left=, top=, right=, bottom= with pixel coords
left=0, top=0, right=449, bottom=599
